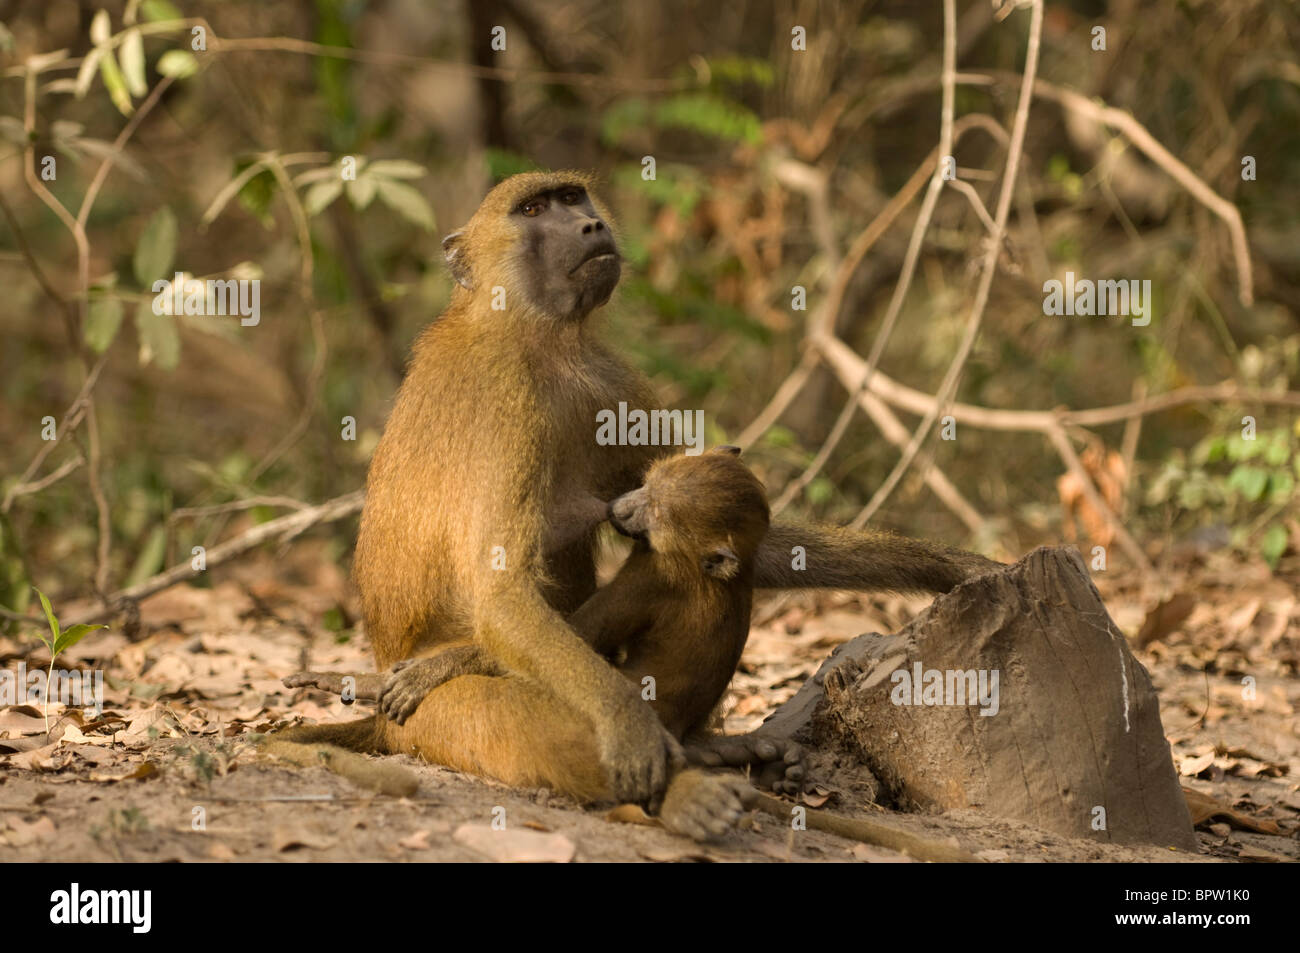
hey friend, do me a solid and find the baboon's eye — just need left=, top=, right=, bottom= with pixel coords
left=521, top=198, right=547, bottom=217
left=559, top=188, right=584, bottom=205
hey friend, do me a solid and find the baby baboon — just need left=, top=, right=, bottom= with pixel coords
left=380, top=447, right=785, bottom=761
left=279, top=171, right=997, bottom=833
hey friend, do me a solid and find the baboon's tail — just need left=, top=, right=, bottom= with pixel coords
left=274, top=715, right=383, bottom=752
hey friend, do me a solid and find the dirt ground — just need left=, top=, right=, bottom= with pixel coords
left=1, top=540, right=1296, bottom=863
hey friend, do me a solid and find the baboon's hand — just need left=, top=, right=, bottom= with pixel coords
left=599, top=702, right=683, bottom=807
left=658, top=769, right=758, bottom=842
left=686, top=732, right=806, bottom=797
left=378, top=661, right=435, bottom=725
left=378, top=647, right=504, bottom=724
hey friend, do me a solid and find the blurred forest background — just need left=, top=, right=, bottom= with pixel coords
left=1, top=0, right=1299, bottom=622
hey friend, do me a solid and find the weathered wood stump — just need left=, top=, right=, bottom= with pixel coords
left=762, top=546, right=1196, bottom=850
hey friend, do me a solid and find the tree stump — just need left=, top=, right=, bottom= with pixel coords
left=762, top=546, right=1196, bottom=850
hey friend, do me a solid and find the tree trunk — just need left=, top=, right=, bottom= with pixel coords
left=761, top=546, right=1197, bottom=850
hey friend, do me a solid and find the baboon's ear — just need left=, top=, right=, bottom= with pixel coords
left=442, top=231, right=473, bottom=289
left=701, top=545, right=740, bottom=580
left=712, top=445, right=741, bottom=456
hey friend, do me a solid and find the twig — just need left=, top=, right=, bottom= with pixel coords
left=752, top=793, right=980, bottom=862
left=1021, top=77, right=1253, bottom=306
left=1, top=454, right=84, bottom=504
left=83, top=400, right=112, bottom=598
left=170, top=496, right=310, bottom=522
left=1118, top=379, right=1146, bottom=518
left=0, top=191, right=75, bottom=329
left=735, top=349, right=820, bottom=451
left=947, top=179, right=997, bottom=236
left=1045, top=425, right=1153, bottom=574
left=816, top=335, right=1300, bottom=430
left=741, top=114, right=1007, bottom=457
left=66, top=490, right=364, bottom=624
left=2, top=353, right=107, bottom=515
left=246, top=158, right=327, bottom=484
left=850, top=0, right=1044, bottom=531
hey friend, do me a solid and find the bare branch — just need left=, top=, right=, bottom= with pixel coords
left=850, top=0, right=1045, bottom=531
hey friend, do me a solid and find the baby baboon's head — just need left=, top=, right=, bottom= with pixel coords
left=609, top=446, right=769, bottom=581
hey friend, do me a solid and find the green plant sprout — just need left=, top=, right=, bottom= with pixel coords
left=32, top=587, right=107, bottom=733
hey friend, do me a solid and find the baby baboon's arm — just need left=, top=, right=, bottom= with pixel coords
left=567, top=566, right=657, bottom=658
left=378, top=645, right=504, bottom=725
left=756, top=522, right=1000, bottom=594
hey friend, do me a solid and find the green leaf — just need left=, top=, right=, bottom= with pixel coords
left=90, top=9, right=112, bottom=46
left=133, top=206, right=177, bottom=285
left=653, top=93, right=762, bottom=145
left=303, top=177, right=343, bottom=216
left=85, top=296, right=125, bottom=352
left=1193, top=435, right=1226, bottom=465
left=99, top=49, right=134, bottom=116
left=134, top=299, right=180, bottom=370
left=1226, top=465, right=1268, bottom=502
left=156, top=49, right=198, bottom=78
left=1260, top=524, right=1288, bottom=570
left=120, top=28, right=147, bottom=97
left=74, top=46, right=104, bottom=99
left=345, top=173, right=377, bottom=210
left=1264, top=434, right=1290, bottom=467
left=126, top=525, right=168, bottom=588
left=33, top=586, right=59, bottom=646
left=806, top=476, right=834, bottom=506
left=53, top=623, right=108, bottom=657
left=365, top=159, right=426, bottom=180
left=141, top=0, right=183, bottom=22
left=1268, top=471, right=1295, bottom=503
left=374, top=178, right=435, bottom=230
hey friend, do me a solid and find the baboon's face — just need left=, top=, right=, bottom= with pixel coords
left=514, top=184, right=621, bottom=320
left=608, top=447, right=770, bottom=580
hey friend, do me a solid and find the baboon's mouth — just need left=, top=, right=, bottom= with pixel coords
left=571, top=245, right=619, bottom=274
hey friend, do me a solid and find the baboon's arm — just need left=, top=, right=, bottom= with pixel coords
left=567, top=570, right=657, bottom=657
left=755, top=522, right=1000, bottom=594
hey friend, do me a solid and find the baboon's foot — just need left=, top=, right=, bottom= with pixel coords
left=685, top=732, right=806, bottom=796
left=657, top=769, right=758, bottom=842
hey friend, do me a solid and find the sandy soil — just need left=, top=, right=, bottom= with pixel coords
left=1, top=542, right=1295, bottom=863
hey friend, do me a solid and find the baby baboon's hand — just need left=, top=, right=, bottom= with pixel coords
left=378, top=646, right=502, bottom=725
left=658, top=768, right=758, bottom=842
left=685, top=732, right=806, bottom=797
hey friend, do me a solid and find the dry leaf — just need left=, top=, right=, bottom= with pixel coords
left=0, top=708, right=50, bottom=736
left=1137, top=592, right=1196, bottom=647
left=452, top=824, right=575, bottom=862
left=802, top=784, right=833, bottom=808
left=6, top=815, right=56, bottom=846
left=88, top=762, right=159, bottom=783
left=272, top=826, right=338, bottom=852
left=1237, top=845, right=1289, bottom=863
left=1178, top=752, right=1216, bottom=777
left=1183, top=787, right=1282, bottom=835
left=398, top=829, right=433, bottom=850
